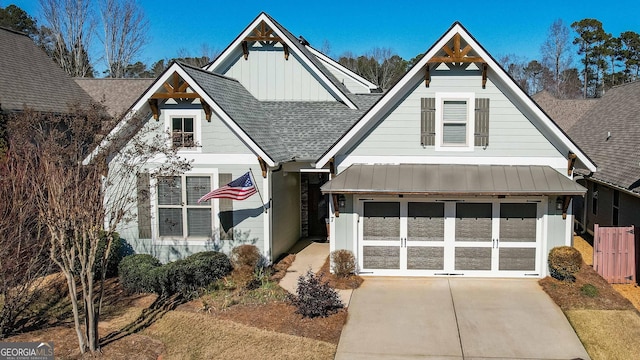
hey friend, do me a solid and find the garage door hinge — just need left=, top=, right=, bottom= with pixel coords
left=525, top=273, right=539, bottom=276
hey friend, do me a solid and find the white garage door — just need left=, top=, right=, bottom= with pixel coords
left=358, top=199, right=541, bottom=277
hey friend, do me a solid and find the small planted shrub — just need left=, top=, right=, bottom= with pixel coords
left=118, top=254, right=162, bottom=294
left=548, top=246, right=583, bottom=282
left=331, top=250, right=356, bottom=278
left=289, top=270, right=343, bottom=318
left=580, top=283, right=599, bottom=298
left=95, top=232, right=134, bottom=278
left=230, top=244, right=263, bottom=272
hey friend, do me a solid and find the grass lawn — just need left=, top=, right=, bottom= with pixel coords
left=142, top=311, right=337, bottom=360
left=539, top=236, right=640, bottom=360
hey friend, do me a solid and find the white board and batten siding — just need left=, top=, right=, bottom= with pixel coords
left=221, top=45, right=337, bottom=102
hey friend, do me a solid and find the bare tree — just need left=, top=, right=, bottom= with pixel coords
left=0, top=114, right=52, bottom=337
left=99, top=0, right=148, bottom=78
left=5, top=103, right=189, bottom=353
left=338, top=47, right=407, bottom=89
left=39, top=0, right=95, bottom=77
left=541, top=19, right=573, bottom=97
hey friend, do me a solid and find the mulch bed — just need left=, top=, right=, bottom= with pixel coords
left=211, top=302, right=347, bottom=344
left=539, top=262, right=635, bottom=311
left=317, top=257, right=364, bottom=290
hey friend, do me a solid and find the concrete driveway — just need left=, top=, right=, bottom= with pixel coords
left=335, top=278, right=590, bottom=360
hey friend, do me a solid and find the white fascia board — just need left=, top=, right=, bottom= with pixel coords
left=306, top=46, right=378, bottom=90
left=205, top=14, right=358, bottom=110
left=316, top=23, right=596, bottom=172
left=170, top=66, right=276, bottom=167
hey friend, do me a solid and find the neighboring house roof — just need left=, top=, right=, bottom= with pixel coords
left=321, top=164, right=587, bottom=196
left=205, top=12, right=359, bottom=109
left=0, top=26, right=92, bottom=114
left=75, top=78, right=154, bottom=118
left=532, top=91, right=599, bottom=132
left=567, top=81, right=640, bottom=195
left=314, top=22, right=597, bottom=173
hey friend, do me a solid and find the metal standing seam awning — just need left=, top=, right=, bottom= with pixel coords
left=320, top=164, right=587, bottom=196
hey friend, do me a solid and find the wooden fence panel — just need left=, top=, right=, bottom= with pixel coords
left=593, top=224, right=636, bottom=284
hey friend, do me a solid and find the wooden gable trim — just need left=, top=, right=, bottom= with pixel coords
left=242, top=20, right=289, bottom=60
left=148, top=72, right=213, bottom=122
left=258, top=157, right=268, bottom=178
left=426, top=33, right=486, bottom=88
left=568, top=152, right=577, bottom=176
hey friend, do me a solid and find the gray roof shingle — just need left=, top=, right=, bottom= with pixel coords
left=567, top=81, right=640, bottom=194
left=178, top=62, right=381, bottom=162
left=0, top=27, right=92, bottom=113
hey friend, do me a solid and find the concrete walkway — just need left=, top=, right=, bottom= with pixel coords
left=335, top=277, right=590, bottom=360
left=278, top=240, right=353, bottom=306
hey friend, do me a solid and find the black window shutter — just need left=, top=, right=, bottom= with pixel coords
left=475, top=98, right=490, bottom=147
left=136, top=172, right=152, bottom=238
left=218, top=173, right=234, bottom=240
left=421, top=97, right=436, bottom=146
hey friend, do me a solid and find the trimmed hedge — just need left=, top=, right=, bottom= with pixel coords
left=118, top=251, right=232, bottom=297
left=118, top=254, right=161, bottom=294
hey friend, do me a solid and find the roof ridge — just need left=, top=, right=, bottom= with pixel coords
left=0, top=26, right=29, bottom=37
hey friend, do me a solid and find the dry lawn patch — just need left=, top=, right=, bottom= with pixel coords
left=142, top=310, right=337, bottom=360
left=565, top=309, right=640, bottom=360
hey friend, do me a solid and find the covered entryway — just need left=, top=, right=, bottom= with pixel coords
left=321, top=164, right=588, bottom=278
left=359, top=199, right=541, bottom=276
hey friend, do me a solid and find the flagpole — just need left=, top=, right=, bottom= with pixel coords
left=249, top=168, right=267, bottom=213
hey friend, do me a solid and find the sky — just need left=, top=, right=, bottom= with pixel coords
left=5, top=0, right=640, bottom=75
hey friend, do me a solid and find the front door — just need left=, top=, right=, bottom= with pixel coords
left=358, top=198, right=541, bottom=277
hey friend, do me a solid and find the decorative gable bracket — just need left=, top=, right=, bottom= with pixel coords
left=242, top=20, right=289, bottom=60
left=425, top=33, right=487, bottom=89
left=149, top=73, right=212, bottom=122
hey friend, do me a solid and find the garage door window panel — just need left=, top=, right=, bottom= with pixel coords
left=363, top=202, right=400, bottom=241
left=455, top=203, right=492, bottom=242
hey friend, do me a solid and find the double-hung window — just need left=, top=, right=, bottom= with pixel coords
left=435, top=93, right=475, bottom=150
left=157, top=176, right=213, bottom=238
left=172, top=117, right=195, bottom=148
left=164, top=109, right=202, bottom=151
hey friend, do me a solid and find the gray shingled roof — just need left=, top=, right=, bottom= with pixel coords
left=0, top=27, right=92, bottom=113
left=532, top=91, right=599, bottom=132
left=75, top=78, right=154, bottom=117
left=178, top=62, right=381, bottom=162
left=567, top=81, right=640, bottom=194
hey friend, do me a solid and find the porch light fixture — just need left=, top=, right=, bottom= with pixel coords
left=338, top=194, right=346, bottom=209
left=556, top=198, right=563, bottom=211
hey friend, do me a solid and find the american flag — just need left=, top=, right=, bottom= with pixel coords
left=197, top=172, right=257, bottom=202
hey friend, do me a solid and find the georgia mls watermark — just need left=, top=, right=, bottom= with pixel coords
left=0, top=342, right=54, bottom=360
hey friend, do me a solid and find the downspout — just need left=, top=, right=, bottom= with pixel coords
left=574, top=175, right=588, bottom=235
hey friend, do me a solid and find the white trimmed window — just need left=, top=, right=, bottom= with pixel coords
left=164, top=109, right=202, bottom=152
left=156, top=175, right=215, bottom=238
left=435, top=93, right=475, bottom=151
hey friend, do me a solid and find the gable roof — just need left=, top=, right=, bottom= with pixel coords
left=532, top=91, right=599, bottom=132
left=204, top=12, right=358, bottom=109
left=314, top=22, right=597, bottom=173
left=75, top=78, right=154, bottom=118
left=0, top=26, right=92, bottom=113
left=567, top=81, right=640, bottom=194
left=305, top=45, right=380, bottom=93
left=90, top=61, right=380, bottom=165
